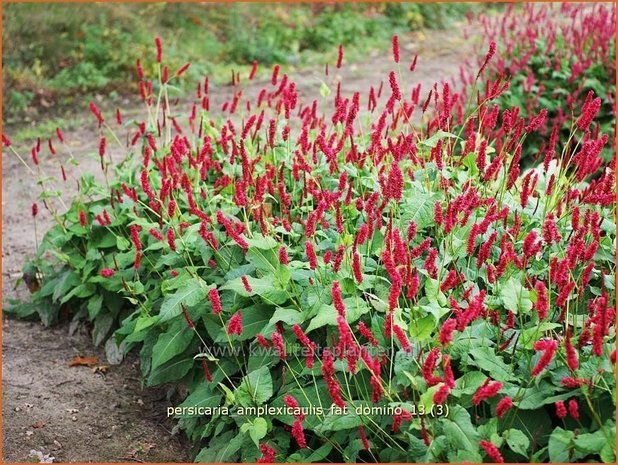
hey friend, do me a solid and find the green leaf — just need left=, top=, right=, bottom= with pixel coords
left=245, top=234, right=278, bottom=250
left=147, top=357, right=193, bottom=386
left=87, top=294, right=104, bottom=319
left=419, top=130, right=459, bottom=148
left=548, top=427, right=574, bottom=462
left=178, top=383, right=222, bottom=412
left=304, top=443, right=333, bottom=462
left=409, top=314, right=435, bottom=342
left=195, top=431, right=243, bottom=462
left=505, top=428, right=530, bottom=457
left=221, top=274, right=288, bottom=305
left=116, top=236, right=131, bottom=251
left=468, top=346, right=516, bottom=381
left=319, top=80, right=331, bottom=98
left=151, top=321, right=195, bottom=370
left=424, top=277, right=448, bottom=307
left=52, top=270, right=81, bottom=303
left=520, top=322, right=561, bottom=349
left=241, top=417, right=268, bottom=447
left=306, top=299, right=370, bottom=333
left=442, top=405, right=480, bottom=453
left=269, top=307, right=304, bottom=326
left=92, top=312, right=114, bottom=346
left=314, top=412, right=362, bottom=433
left=306, top=304, right=337, bottom=333
left=420, top=384, right=440, bottom=412
left=159, top=277, right=210, bottom=323
left=247, top=247, right=279, bottom=272
left=235, top=366, right=273, bottom=407
left=236, top=305, right=271, bottom=340
left=500, top=277, right=532, bottom=314
left=401, top=188, right=436, bottom=230
left=573, top=429, right=608, bottom=455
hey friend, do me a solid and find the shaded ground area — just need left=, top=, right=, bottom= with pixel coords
left=2, top=27, right=475, bottom=462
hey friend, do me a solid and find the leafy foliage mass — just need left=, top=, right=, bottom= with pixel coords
left=462, top=3, right=616, bottom=165
left=4, top=3, right=616, bottom=463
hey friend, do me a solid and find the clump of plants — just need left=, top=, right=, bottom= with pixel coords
left=461, top=2, right=616, bottom=165
left=4, top=25, right=616, bottom=464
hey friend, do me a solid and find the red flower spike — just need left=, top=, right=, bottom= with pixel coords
left=568, top=399, right=579, bottom=420
left=271, top=330, right=286, bottom=359
left=331, top=281, right=346, bottom=316
left=480, top=440, right=503, bottom=463
left=472, top=379, right=503, bottom=405
left=392, top=34, right=400, bottom=63
left=227, top=312, right=243, bottom=336
left=241, top=275, right=253, bottom=293
left=555, top=400, right=567, bottom=419
left=155, top=36, right=163, bottom=63
left=257, top=444, right=276, bottom=463
left=336, top=44, right=344, bottom=68
left=495, top=397, right=513, bottom=418
left=208, top=288, right=223, bottom=315
left=100, top=268, right=115, bottom=278
left=531, top=339, right=558, bottom=376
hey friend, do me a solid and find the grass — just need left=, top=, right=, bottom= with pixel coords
left=3, top=2, right=488, bottom=124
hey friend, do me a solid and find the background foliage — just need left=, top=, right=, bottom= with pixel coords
left=3, top=2, right=481, bottom=120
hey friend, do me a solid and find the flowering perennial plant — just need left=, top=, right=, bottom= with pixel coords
left=462, top=3, right=616, bottom=166
left=5, top=14, right=616, bottom=464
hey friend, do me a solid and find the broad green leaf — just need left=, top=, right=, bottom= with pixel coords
left=236, top=305, right=271, bottom=341
left=221, top=274, right=288, bottom=305
left=195, top=431, right=243, bottom=462
left=468, top=346, right=516, bottom=381
left=409, top=314, right=435, bottom=342
left=500, top=278, right=532, bottom=314
left=245, top=234, right=278, bottom=250
left=304, top=443, right=333, bottom=462
left=573, top=429, right=608, bottom=455
left=314, top=412, right=362, bottom=433
left=401, top=189, right=436, bottom=230
left=151, top=321, right=195, bottom=370
left=505, top=428, right=530, bottom=457
left=419, top=130, right=459, bottom=148
left=159, top=277, right=210, bottom=323
left=442, top=405, right=480, bottom=453
left=235, top=366, right=273, bottom=407
left=319, top=81, right=331, bottom=98
left=178, top=383, right=222, bottom=412
left=92, top=312, right=114, bottom=346
left=147, top=357, right=193, bottom=386
left=52, top=270, right=81, bottom=303
left=420, top=384, right=440, bottom=412
left=269, top=307, right=304, bottom=326
left=548, top=427, right=574, bottom=462
left=241, top=417, right=268, bottom=447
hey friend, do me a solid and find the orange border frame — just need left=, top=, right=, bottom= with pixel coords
left=0, top=1, right=616, bottom=464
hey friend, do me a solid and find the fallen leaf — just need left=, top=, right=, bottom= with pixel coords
left=68, top=356, right=98, bottom=367
left=31, top=421, right=45, bottom=429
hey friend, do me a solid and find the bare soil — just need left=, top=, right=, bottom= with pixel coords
left=2, top=27, right=474, bottom=462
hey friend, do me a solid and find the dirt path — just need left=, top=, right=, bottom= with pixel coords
left=2, top=26, right=475, bottom=462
